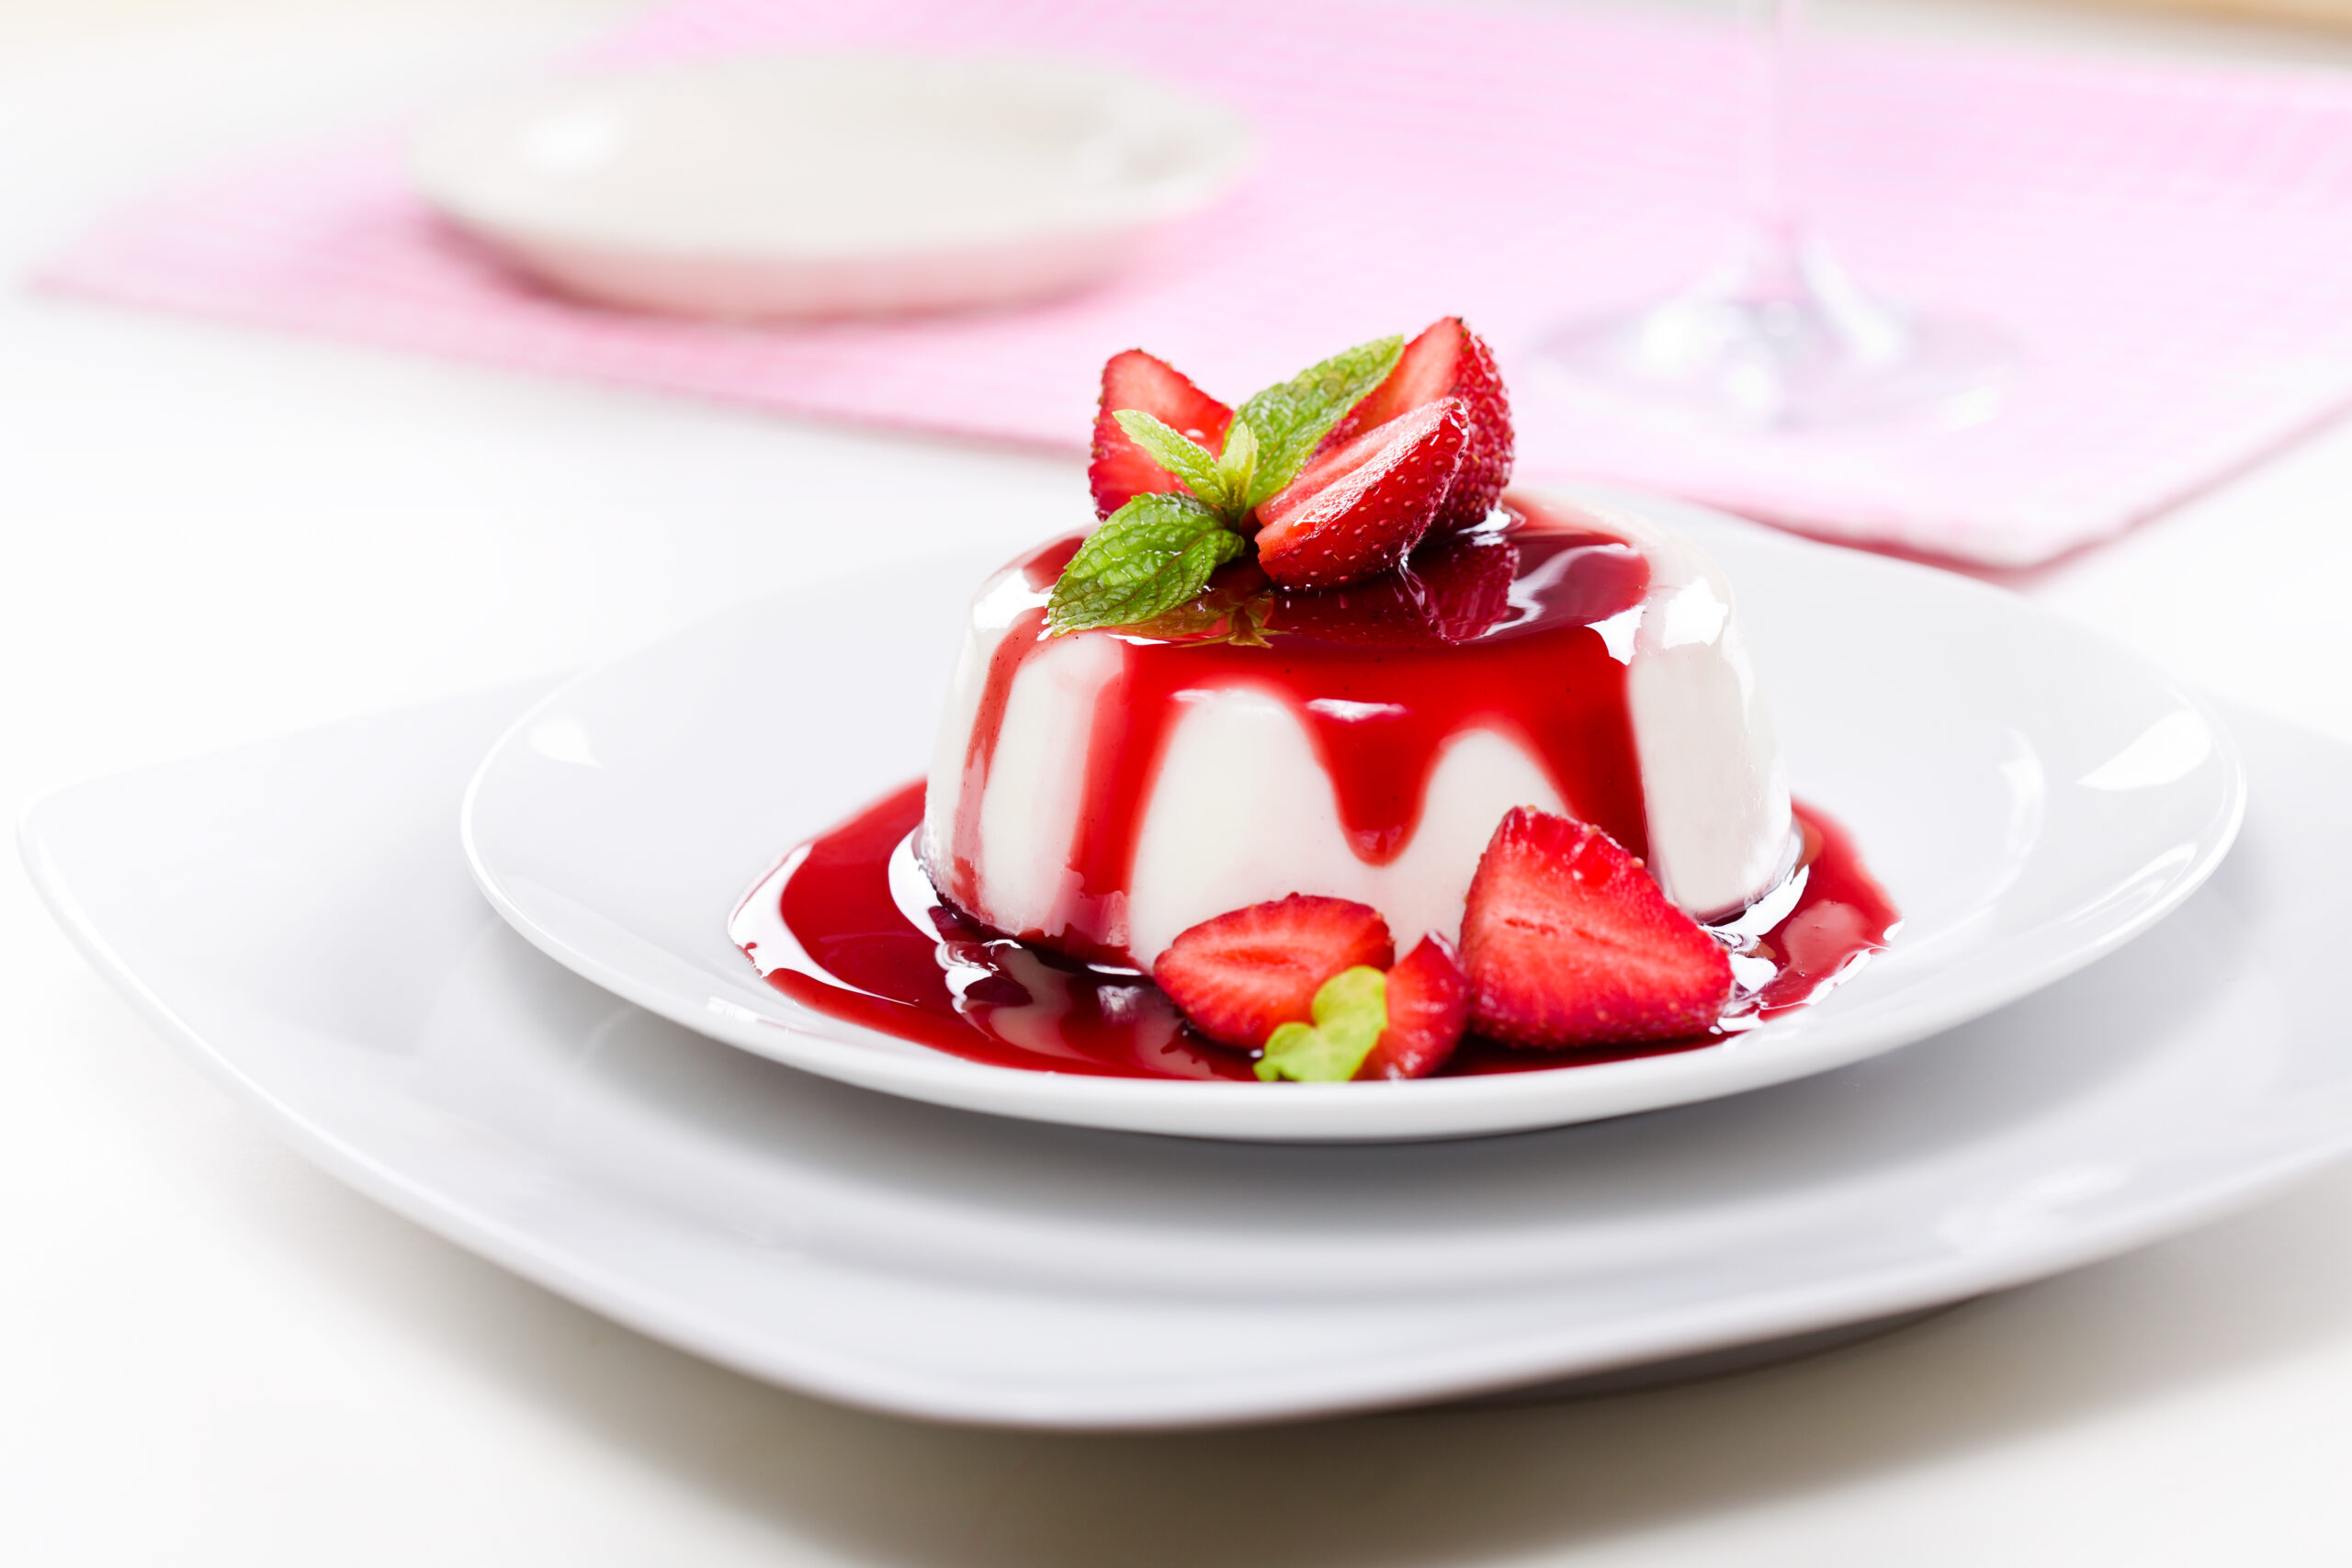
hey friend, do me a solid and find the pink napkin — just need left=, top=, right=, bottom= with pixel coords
left=46, top=0, right=2352, bottom=566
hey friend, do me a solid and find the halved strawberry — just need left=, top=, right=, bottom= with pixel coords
left=1462, top=808, right=1732, bottom=1048
left=1356, top=934, right=1470, bottom=1080
left=1321, top=317, right=1513, bottom=533
left=1253, top=399, right=1468, bottom=590
left=1089, top=349, right=1235, bottom=518
left=1155, top=895, right=1395, bottom=1048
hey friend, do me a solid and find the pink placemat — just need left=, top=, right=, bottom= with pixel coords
left=44, top=0, right=2352, bottom=566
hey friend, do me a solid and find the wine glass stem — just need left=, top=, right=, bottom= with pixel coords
left=1738, top=0, right=1809, bottom=299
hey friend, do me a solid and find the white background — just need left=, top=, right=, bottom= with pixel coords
left=9, top=0, right=2352, bottom=1561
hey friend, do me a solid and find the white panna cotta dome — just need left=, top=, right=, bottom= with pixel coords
left=920, top=492, right=1792, bottom=969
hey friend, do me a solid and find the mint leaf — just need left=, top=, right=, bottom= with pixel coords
left=1112, top=409, right=1235, bottom=514
left=1224, top=592, right=1273, bottom=649
left=1237, top=335, right=1404, bottom=509
left=1046, top=493, right=1249, bottom=636
left=1214, top=417, right=1259, bottom=506
left=1256, top=966, right=1388, bottom=1082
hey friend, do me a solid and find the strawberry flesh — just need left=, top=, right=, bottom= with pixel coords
left=1254, top=399, right=1467, bottom=590
left=1090, top=349, right=1235, bottom=518
left=1155, top=895, right=1395, bottom=1049
left=1356, top=934, right=1471, bottom=1080
left=1321, top=317, right=1513, bottom=534
left=1462, top=808, right=1732, bottom=1048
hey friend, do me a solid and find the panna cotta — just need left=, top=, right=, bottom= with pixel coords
left=739, top=317, right=1893, bottom=1083
left=920, top=491, right=1793, bottom=970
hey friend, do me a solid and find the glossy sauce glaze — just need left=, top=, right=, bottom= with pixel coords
left=932, top=508, right=1656, bottom=964
left=732, top=781, right=1900, bottom=1083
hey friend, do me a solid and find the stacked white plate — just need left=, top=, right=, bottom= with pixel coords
left=26, top=492, right=2352, bottom=1428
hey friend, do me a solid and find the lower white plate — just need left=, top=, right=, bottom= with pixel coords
left=20, top=684, right=2352, bottom=1428
left=462, top=495, right=2245, bottom=1141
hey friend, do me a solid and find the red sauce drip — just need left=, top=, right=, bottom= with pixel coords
left=944, top=503, right=1654, bottom=961
left=941, top=536, right=1090, bottom=911
left=744, top=782, right=1899, bottom=1082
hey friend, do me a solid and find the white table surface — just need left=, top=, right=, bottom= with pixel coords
left=10, top=0, right=2352, bottom=1562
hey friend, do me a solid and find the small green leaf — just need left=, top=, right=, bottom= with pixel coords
left=1113, top=410, right=1234, bottom=514
left=1237, top=335, right=1404, bottom=508
left=1224, top=592, right=1274, bottom=649
left=1214, top=417, right=1259, bottom=505
left=1256, top=966, right=1388, bottom=1082
left=1046, top=493, right=1249, bottom=636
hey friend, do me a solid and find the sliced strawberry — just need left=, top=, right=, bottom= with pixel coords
left=1462, top=808, right=1732, bottom=1048
left=1253, top=399, right=1468, bottom=590
left=1322, top=317, right=1513, bottom=533
left=1089, top=349, right=1235, bottom=518
left=1356, top=934, right=1471, bottom=1080
left=1155, top=895, right=1395, bottom=1049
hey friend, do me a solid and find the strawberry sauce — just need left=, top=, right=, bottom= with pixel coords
left=732, top=782, right=1899, bottom=1083
left=937, top=506, right=1655, bottom=963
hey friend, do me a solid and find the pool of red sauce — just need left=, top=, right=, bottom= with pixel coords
left=747, top=782, right=1895, bottom=1081
left=743, top=506, right=1899, bottom=1081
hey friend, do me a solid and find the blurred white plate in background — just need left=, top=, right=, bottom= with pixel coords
left=411, top=51, right=1254, bottom=320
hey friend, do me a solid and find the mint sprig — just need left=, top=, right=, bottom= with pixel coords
left=1046, top=493, right=1250, bottom=636
left=1051, top=333, right=1404, bottom=637
left=1257, top=966, right=1388, bottom=1082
